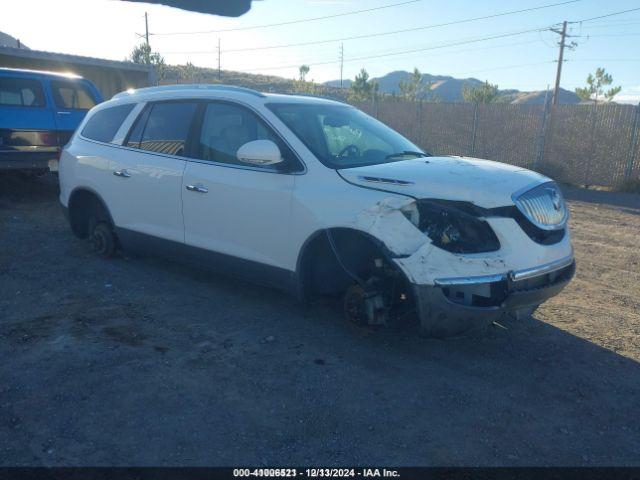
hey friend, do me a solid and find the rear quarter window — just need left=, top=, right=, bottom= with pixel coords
left=81, top=104, right=136, bottom=143
left=0, top=77, right=45, bottom=107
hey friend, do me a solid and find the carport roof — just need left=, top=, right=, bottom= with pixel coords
left=0, top=45, right=153, bottom=73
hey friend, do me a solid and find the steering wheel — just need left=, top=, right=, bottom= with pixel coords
left=338, top=144, right=361, bottom=158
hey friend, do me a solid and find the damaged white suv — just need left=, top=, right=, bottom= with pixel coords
left=59, top=85, right=575, bottom=336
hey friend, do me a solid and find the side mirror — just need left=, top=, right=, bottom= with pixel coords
left=236, top=140, right=283, bottom=166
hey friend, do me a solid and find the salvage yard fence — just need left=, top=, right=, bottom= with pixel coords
left=351, top=98, right=640, bottom=189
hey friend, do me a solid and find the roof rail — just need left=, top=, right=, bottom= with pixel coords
left=0, top=67, right=83, bottom=79
left=285, top=92, right=345, bottom=102
left=112, top=84, right=265, bottom=100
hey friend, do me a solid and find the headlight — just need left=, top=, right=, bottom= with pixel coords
left=415, top=201, right=500, bottom=254
left=512, top=182, right=568, bottom=231
left=400, top=202, right=420, bottom=228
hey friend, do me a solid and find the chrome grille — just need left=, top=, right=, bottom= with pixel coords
left=513, top=182, right=568, bottom=230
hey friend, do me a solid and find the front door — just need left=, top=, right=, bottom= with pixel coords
left=182, top=101, right=302, bottom=273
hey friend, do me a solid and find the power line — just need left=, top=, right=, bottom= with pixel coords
left=230, top=59, right=559, bottom=79
left=546, top=7, right=640, bottom=105
left=217, top=38, right=221, bottom=80
left=161, top=38, right=545, bottom=73
left=570, top=7, right=640, bottom=23
left=574, top=20, right=640, bottom=28
left=151, top=0, right=422, bottom=36
left=145, top=12, right=149, bottom=46
left=457, top=61, right=556, bottom=76
left=339, top=43, right=344, bottom=88
left=354, top=38, right=544, bottom=60
left=158, top=0, right=582, bottom=53
left=212, top=25, right=552, bottom=73
left=566, top=58, right=640, bottom=62
left=551, top=21, right=572, bottom=105
left=576, top=33, right=640, bottom=38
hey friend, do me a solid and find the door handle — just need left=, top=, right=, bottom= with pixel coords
left=113, top=169, right=131, bottom=178
left=185, top=184, right=208, bottom=193
left=57, top=111, right=71, bottom=115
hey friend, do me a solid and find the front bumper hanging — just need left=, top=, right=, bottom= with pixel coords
left=414, top=255, right=576, bottom=336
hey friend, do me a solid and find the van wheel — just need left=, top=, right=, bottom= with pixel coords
left=91, top=221, right=116, bottom=259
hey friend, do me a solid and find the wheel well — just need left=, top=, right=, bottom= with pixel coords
left=67, top=189, right=113, bottom=239
left=297, top=228, right=407, bottom=300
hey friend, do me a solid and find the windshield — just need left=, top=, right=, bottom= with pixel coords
left=266, top=103, right=427, bottom=169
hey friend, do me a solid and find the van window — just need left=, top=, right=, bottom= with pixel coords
left=51, top=80, right=97, bottom=110
left=196, top=102, right=298, bottom=170
left=81, top=104, right=135, bottom=143
left=136, top=102, right=198, bottom=156
left=0, top=77, right=45, bottom=107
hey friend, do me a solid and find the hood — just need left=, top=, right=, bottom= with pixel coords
left=337, top=156, right=550, bottom=209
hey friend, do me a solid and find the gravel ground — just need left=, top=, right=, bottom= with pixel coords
left=0, top=173, right=639, bottom=466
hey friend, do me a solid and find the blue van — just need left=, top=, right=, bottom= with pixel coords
left=0, top=68, right=102, bottom=173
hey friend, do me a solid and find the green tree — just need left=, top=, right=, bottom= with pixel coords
left=298, top=65, right=310, bottom=82
left=128, top=43, right=166, bottom=80
left=399, top=67, right=439, bottom=102
left=349, top=68, right=377, bottom=102
left=575, top=68, right=622, bottom=104
left=180, top=62, right=199, bottom=83
left=462, top=80, right=500, bottom=104
left=399, top=68, right=425, bottom=100
left=293, top=64, right=316, bottom=94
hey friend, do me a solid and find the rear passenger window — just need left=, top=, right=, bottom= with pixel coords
left=51, top=80, right=97, bottom=110
left=81, top=104, right=135, bottom=143
left=135, top=102, right=198, bottom=156
left=0, top=77, right=45, bottom=107
left=125, top=106, right=151, bottom=148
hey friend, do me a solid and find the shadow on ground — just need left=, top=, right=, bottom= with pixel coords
left=562, top=184, right=640, bottom=214
left=0, top=173, right=638, bottom=466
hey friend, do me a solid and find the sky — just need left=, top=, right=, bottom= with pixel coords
left=2, top=0, right=639, bottom=102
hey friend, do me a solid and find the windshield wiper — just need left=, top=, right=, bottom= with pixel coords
left=385, top=150, right=431, bottom=160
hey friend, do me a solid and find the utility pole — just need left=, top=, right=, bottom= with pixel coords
left=339, top=43, right=344, bottom=88
left=550, top=21, right=577, bottom=106
left=144, top=12, right=150, bottom=47
left=217, top=38, right=221, bottom=81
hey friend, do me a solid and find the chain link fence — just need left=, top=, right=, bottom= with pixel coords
left=352, top=98, right=640, bottom=189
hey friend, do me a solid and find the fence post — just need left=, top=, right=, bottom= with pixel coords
left=415, top=99, right=422, bottom=145
left=624, top=103, right=640, bottom=180
left=535, top=99, right=551, bottom=171
left=371, top=94, right=379, bottom=119
left=584, top=105, right=599, bottom=186
left=470, top=103, right=478, bottom=156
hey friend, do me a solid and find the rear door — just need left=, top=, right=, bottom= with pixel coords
left=49, top=78, right=100, bottom=145
left=106, top=100, right=199, bottom=243
left=0, top=75, right=58, bottom=164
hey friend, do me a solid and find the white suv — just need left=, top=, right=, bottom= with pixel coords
left=59, top=85, right=575, bottom=336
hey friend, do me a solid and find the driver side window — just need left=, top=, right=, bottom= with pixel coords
left=196, top=102, right=299, bottom=171
left=321, top=116, right=393, bottom=158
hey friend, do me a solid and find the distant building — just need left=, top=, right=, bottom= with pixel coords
left=0, top=34, right=155, bottom=99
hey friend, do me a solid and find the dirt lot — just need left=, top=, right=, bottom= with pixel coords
left=0, top=174, right=638, bottom=466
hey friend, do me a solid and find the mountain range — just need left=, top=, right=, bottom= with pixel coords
left=0, top=32, right=28, bottom=49
left=325, top=70, right=581, bottom=104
